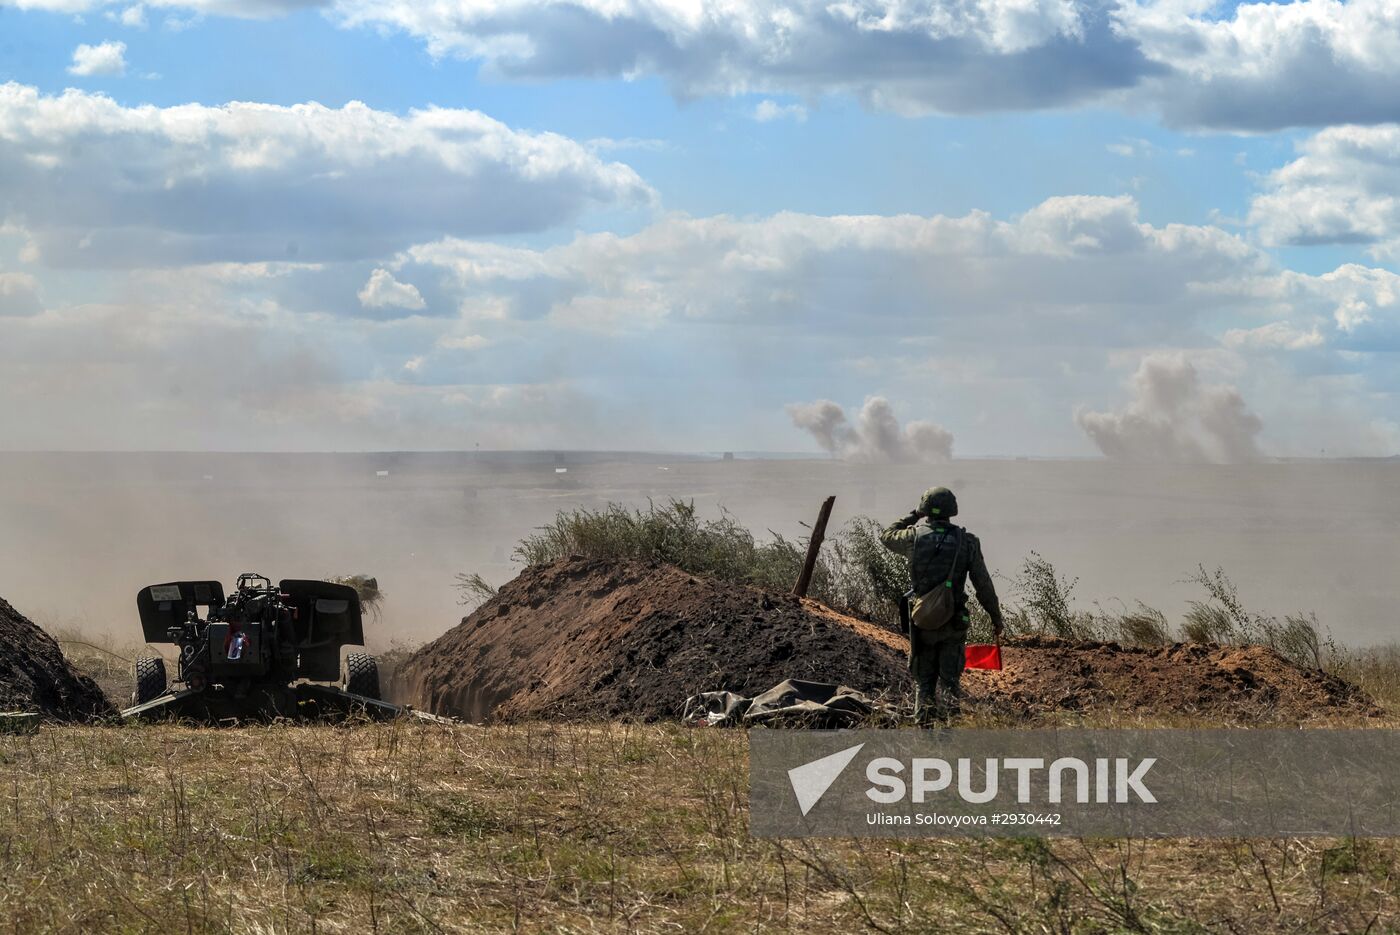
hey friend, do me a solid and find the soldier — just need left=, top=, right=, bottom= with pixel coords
left=880, top=486, right=1003, bottom=721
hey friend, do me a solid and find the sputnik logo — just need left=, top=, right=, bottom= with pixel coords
left=787, top=743, right=865, bottom=816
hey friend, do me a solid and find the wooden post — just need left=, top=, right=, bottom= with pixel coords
left=793, top=495, right=836, bottom=598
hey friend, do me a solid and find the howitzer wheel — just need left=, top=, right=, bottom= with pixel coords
left=343, top=652, right=380, bottom=700
left=132, top=655, right=167, bottom=706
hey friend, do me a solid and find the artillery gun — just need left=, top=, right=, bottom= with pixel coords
left=122, top=573, right=403, bottom=721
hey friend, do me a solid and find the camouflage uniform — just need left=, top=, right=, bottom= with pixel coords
left=880, top=487, right=1003, bottom=721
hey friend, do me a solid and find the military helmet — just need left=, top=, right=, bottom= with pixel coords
left=919, top=486, right=958, bottom=518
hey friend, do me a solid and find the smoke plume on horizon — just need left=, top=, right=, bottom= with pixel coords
left=787, top=397, right=954, bottom=463
left=1075, top=354, right=1264, bottom=463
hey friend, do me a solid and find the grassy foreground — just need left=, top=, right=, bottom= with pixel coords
left=2, top=721, right=1397, bottom=934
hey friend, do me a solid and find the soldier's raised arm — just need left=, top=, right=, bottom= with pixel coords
left=967, top=536, right=1004, bottom=636
left=879, top=509, right=922, bottom=558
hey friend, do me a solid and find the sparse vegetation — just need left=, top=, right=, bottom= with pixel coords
left=508, top=499, right=793, bottom=584
left=453, top=571, right=499, bottom=608
left=1182, top=598, right=1236, bottom=645
left=823, top=516, right=911, bottom=624
left=1113, top=602, right=1174, bottom=647
left=42, top=619, right=146, bottom=708
left=56, top=639, right=134, bottom=704
left=1012, top=550, right=1083, bottom=638
left=1181, top=565, right=1338, bottom=670
left=1332, top=644, right=1400, bottom=712
left=496, top=499, right=870, bottom=616
left=327, top=574, right=384, bottom=618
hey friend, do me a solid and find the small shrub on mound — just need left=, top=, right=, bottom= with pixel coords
left=506, top=499, right=805, bottom=592
left=1181, top=566, right=1337, bottom=670
left=1012, top=551, right=1102, bottom=640
left=1113, top=603, right=1173, bottom=647
left=459, top=499, right=906, bottom=624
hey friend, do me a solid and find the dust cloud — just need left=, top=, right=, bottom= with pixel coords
left=787, top=397, right=954, bottom=463
left=0, top=452, right=1397, bottom=651
left=1076, top=354, right=1264, bottom=464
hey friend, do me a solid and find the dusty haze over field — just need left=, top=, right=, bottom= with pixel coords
left=1, top=451, right=1395, bottom=650
left=4, top=0, right=1400, bottom=665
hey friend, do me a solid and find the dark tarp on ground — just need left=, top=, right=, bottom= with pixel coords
left=682, top=678, right=888, bottom=727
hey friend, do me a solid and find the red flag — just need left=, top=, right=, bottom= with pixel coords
left=965, top=643, right=1002, bottom=670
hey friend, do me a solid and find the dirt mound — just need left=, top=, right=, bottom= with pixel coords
left=0, top=596, right=113, bottom=720
left=969, top=635, right=1379, bottom=721
left=399, top=558, right=1378, bottom=724
left=395, top=556, right=910, bottom=721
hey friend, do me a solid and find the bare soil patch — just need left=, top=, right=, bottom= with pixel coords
left=0, top=595, right=113, bottom=719
left=395, top=556, right=909, bottom=720
left=971, top=634, right=1379, bottom=720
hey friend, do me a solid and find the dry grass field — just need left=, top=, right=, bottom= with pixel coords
left=3, top=718, right=1398, bottom=934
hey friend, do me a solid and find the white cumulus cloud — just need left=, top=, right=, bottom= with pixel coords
left=1250, top=125, right=1400, bottom=251
left=68, top=41, right=127, bottom=77
left=332, top=0, right=1112, bottom=116
left=1119, top=0, right=1400, bottom=129
left=400, top=195, right=1266, bottom=342
left=0, top=83, right=652, bottom=267
left=380, top=197, right=1400, bottom=454
left=1223, top=322, right=1326, bottom=351
left=326, top=0, right=1400, bottom=129
left=358, top=268, right=426, bottom=310
left=753, top=100, right=807, bottom=123
left=17, top=0, right=1400, bottom=128
left=1, top=193, right=1398, bottom=454
left=16, top=0, right=1400, bottom=128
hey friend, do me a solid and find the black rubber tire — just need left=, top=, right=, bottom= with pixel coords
left=133, top=656, right=167, bottom=706
left=343, top=652, right=380, bottom=700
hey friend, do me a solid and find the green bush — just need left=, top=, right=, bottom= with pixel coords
left=459, top=500, right=918, bottom=627
left=825, top=516, right=911, bottom=624
left=1012, top=552, right=1084, bottom=638
left=1276, top=613, right=1326, bottom=670
left=454, top=572, right=498, bottom=609
left=1112, top=603, right=1173, bottom=647
left=1182, top=566, right=1254, bottom=643
left=1181, top=566, right=1336, bottom=669
left=469, top=499, right=829, bottom=605
left=1182, top=601, right=1237, bottom=644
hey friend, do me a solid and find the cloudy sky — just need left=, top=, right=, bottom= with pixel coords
left=1, top=0, right=1398, bottom=457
